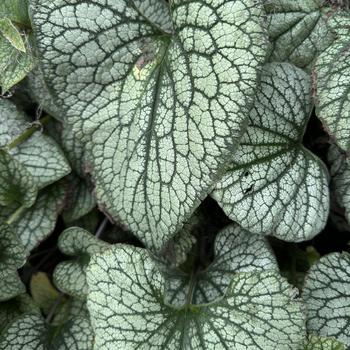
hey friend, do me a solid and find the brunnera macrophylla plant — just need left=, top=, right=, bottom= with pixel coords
left=0, top=0, right=350, bottom=349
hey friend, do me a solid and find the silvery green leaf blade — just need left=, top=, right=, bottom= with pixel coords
left=10, top=133, right=71, bottom=189
left=212, top=63, right=329, bottom=242
left=53, top=227, right=110, bottom=299
left=328, top=145, right=350, bottom=224
left=0, top=294, right=40, bottom=335
left=265, top=0, right=334, bottom=70
left=31, top=0, right=268, bottom=251
left=0, top=32, right=34, bottom=92
left=0, top=98, right=31, bottom=147
left=12, top=182, right=67, bottom=251
left=62, top=176, right=96, bottom=223
left=304, top=335, right=346, bottom=350
left=0, top=313, right=94, bottom=350
left=0, top=150, right=37, bottom=208
left=0, top=99, right=71, bottom=189
left=0, top=0, right=30, bottom=27
left=0, top=223, right=26, bottom=301
left=162, top=224, right=278, bottom=307
left=87, top=245, right=305, bottom=349
left=303, top=252, right=350, bottom=347
left=314, top=14, right=350, bottom=152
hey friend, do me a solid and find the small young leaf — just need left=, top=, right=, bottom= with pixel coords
left=160, top=224, right=277, bottom=307
left=328, top=145, right=350, bottom=223
left=11, top=181, right=67, bottom=251
left=304, top=334, right=346, bottom=350
left=265, top=0, right=334, bottom=70
left=31, top=0, right=268, bottom=251
left=303, top=252, right=350, bottom=347
left=212, top=63, right=329, bottom=242
left=0, top=223, right=26, bottom=301
left=0, top=150, right=37, bottom=208
left=0, top=18, right=26, bottom=52
left=87, top=245, right=305, bottom=349
left=314, top=14, right=350, bottom=152
left=53, top=227, right=110, bottom=299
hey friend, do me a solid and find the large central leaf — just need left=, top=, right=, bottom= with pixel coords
left=31, top=0, right=267, bottom=250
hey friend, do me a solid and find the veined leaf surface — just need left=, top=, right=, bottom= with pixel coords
left=0, top=223, right=26, bottom=301
left=87, top=245, right=305, bottom=349
left=314, top=14, right=350, bottom=152
left=265, top=0, right=334, bottom=70
left=31, top=0, right=268, bottom=250
left=303, top=252, right=350, bottom=347
left=304, top=335, right=346, bottom=350
left=212, top=63, right=329, bottom=242
left=160, top=224, right=277, bottom=307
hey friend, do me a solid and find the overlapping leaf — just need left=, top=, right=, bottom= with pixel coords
left=0, top=223, right=26, bottom=301
left=0, top=150, right=37, bottom=208
left=11, top=181, right=67, bottom=251
left=160, top=224, right=277, bottom=307
left=328, top=145, right=350, bottom=224
left=314, top=14, right=350, bottom=152
left=265, top=0, right=334, bottom=70
left=303, top=252, right=350, bottom=347
left=87, top=245, right=305, bottom=349
left=0, top=0, right=30, bottom=27
left=31, top=0, right=268, bottom=250
left=53, top=227, right=110, bottom=299
left=212, top=63, right=329, bottom=242
left=0, top=99, right=71, bottom=189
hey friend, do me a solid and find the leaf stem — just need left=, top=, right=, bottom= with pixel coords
left=46, top=293, right=65, bottom=323
left=5, top=115, right=51, bottom=150
left=6, top=204, right=26, bottom=225
left=95, top=216, right=110, bottom=238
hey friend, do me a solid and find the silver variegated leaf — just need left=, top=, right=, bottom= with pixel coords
left=87, top=245, right=305, bottom=349
left=328, top=145, right=350, bottom=224
left=265, top=0, right=334, bottom=70
left=303, top=252, right=350, bottom=347
left=0, top=223, right=26, bottom=301
left=53, top=227, right=110, bottom=299
left=161, top=224, right=277, bottom=307
left=31, top=0, right=268, bottom=251
left=212, top=62, right=329, bottom=242
left=314, top=13, right=350, bottom=153
left=0, top=149, right=37, bottom=208
left=11, top=182, right=67, bottom=251
left=0, top=313, right=93, bottom=350
left=0, top=99, right=71, bottom=189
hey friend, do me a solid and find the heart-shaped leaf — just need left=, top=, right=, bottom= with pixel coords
left=314, top=13, right=350, bottom=153
left=212, top=63, right=329, bottom=242
left=0, top=223, right=26, bottom=301
left=160, top=224, right=277, bottom=307
left=265, top=0, right=334, bottom=70
left=31, top=0, right=268, bottom=250
left=53, top=227, right=110, bottom=299
left=303, top=252, right=350, bottom=347
left=87, top=245, right=305, bottom=349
